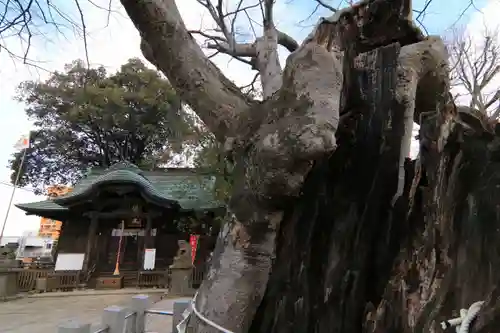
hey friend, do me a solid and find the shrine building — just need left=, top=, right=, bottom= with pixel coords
left=15, top=162, right=224, bottom=288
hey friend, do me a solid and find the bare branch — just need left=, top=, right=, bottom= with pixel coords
left=239, top=71, right=260, bottom=98
left=0, top=0, right=114, bottom=71
left=206, top=39, right=256, bottom=57
left=314, top=0, right=337, bottom=12
left=447, top=26, right=500, bottom=120
left=73, top=0, right=89, bottom=68
left=189, top=29, right=226, bottom=43
left=230, top=0, right=245, bottom=43
left=225, top=2, right=260, bottom=18
left=196, top=0, right=235, bottom=49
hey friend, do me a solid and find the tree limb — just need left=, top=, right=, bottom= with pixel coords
left=192, top=0, right=297, bottom=97
left=263, top=0, right=274, bottom=28
left=120, top=0, right=254, bottom=142
left=198, top=27, right=298, bottom=55
left=277, top=29, right=299, bottom=52
left=206, top=39, right=256, bottom=57
left=314, top=0, right=337, bottom=12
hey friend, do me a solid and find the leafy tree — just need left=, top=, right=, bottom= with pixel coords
left=192, top=133, right=233, bottom=203
left=9, top=58, right=190, bottom=192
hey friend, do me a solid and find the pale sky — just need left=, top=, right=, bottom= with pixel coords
left=0, top=0, right=497, bottom=237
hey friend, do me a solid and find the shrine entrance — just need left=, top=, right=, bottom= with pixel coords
left=122, top=235, right=139, bottom=270
left=109, top=221, right=158, bottom=271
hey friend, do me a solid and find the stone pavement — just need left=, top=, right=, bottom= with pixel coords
left=0, top=291, right=186, bottom=333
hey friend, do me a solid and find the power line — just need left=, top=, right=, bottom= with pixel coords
left=0, top=180, right=38, bottom=193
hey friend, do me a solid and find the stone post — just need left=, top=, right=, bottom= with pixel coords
left=173, top=300, right=191, bottom=333
left=0, top=270, right=18, bottom=298
left=169, top=268, right=193, bottom=295
left=57, top=320, right=91, bottom=333
left=131, top=294, right=151, bottom=333
left=169, top=240, right=193, bottom=296
left=102, top=305, right=128, bottom=333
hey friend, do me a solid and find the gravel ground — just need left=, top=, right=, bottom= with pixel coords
left=0, top=292, right=184, bottom=333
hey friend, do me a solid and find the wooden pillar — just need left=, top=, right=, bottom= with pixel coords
left=136, top=228, right=144, bottom=272
left=139, top=213, right=154, bottom=271
left=144, top=213, right=153, bottom=249
left=53, top=219, right=66, bottom=263
left=82, top=213, right=98, bottom=274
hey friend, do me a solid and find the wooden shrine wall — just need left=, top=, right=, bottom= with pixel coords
left=56, top=215, right=218, bottom=273
left=56, top=219, right=89, bottom=254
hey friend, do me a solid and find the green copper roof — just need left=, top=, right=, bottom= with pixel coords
left=15, top=199, right=68, bottom=220
left=53, top=163, right=178, bottom=208
left=16, top=162, right=224, bottom=216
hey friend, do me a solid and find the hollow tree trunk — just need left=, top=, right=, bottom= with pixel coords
left=121, top=0, right=500, bottom=332
left=185, top=3, right=453, bottom=332
left=250, top=81, right=500, bottom=333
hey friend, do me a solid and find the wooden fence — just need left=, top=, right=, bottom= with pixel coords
left=136, top=266, right=206, bottom=289
left=56, top=294, right=190, bottom=333
left=16, top=269, right=51, bottom=291
left=190, top=266, right=205, bottom=288
left=11, top=266, right=206, bottom=292
left=14, top=269, right=81, bottom=292
left=136, top=271, right=166, bottom=288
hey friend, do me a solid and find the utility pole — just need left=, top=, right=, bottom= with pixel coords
left=0, top=134, right=30, bottom=243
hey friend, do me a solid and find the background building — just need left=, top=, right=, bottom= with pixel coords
left=16, top=231, right=54, bottom=261
left=1, top=230, right=54, bottom=262
left=38, top=185, right=72, bottom=239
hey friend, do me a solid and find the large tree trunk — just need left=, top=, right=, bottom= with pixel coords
left=121, top=0, right=500, bottom=332
left=250, top=80, right=500, bottom=333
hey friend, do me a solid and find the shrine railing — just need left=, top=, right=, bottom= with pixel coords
left=190, top=266, right=205, bottom=288
left=136, top=265, right=206, bottom=290
left=15, top=269, right=51, bottom=291
left=136, top=270, right=167, bottom=288
left=47, top=271, right=81, bottom=291
left=5, top=268, right=81, bottom=292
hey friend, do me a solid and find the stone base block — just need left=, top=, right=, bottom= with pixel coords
left=169, top=268, right=193, bottom=296
left=0, top=272, right=18, bottom=297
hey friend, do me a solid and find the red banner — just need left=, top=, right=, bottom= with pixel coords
left=189, top=235, right=199, bottom=265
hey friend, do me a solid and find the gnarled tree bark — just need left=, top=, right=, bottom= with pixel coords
left=121, top=0, right=500, bottom=332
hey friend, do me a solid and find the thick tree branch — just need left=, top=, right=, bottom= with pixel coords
left=262, top=0, right=274, bottom=29
left=120, top=0, right=254, bottom=141
left=277, top=30, right=299, bottom=52
left=254, top=28, right=282, bottom=98
left=250, top=0, right=282, bottom=98
left=198, top=27, right=298, bottom=55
